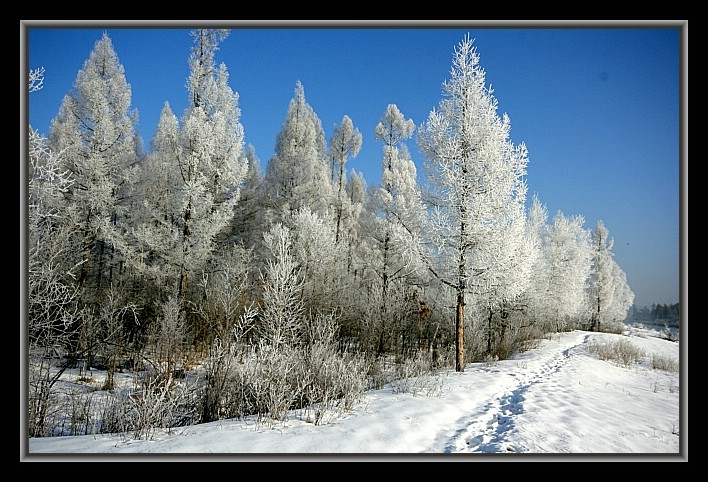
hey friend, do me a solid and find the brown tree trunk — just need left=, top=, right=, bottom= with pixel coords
left=455, top=290, right=465, bottom=372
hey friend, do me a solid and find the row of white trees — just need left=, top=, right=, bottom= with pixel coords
left=27, top=29, right=634, bottom=435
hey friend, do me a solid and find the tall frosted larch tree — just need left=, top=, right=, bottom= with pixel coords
left=476, top=189, right=534, bottom=358
left=544, top=209, right=593, bottom=331
left=522, top=196, right=550, bottom=326
left=372, top=104, right=425, bottom=281
left=365, top=104, right=428, bottom=353
left=133, top=29, right=247, bottom=300
left=131, top=102, right=182, bottom=287
left=224, top=144, right=264, bottom=249
left=345, top=170, right=368, bottom=270
left=262, top=81, right=333, bottom=225
left=587, top=220, right=634, bottom=331
left=344, top=169, right=368, bottom=276
left=417, top=34, right=529, bottom=372
left=328, top=115, right=362, bottom=244
left=524, top=196, right=593, bottom=332
left=48, top=32, right=140, bottom=295
left=288, top=207, right=339, bottom=316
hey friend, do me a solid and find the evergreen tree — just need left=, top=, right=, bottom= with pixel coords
left=48, top=32, right=140, bottom=295
left=344, top=169, right=368, bottom=276
left=132, top=29, right=247, bottom=302
left=328, top=115, right=362, bottom=244
left=477, top=192, right=535, bottom=358
left=417, top=35, right=529, bottom=371
left=130, top=102, right=183, bottom=288
left=525, top=197, right=593, bottom=332
left=261, top=81, right=333, bottom=225
left=259, top=222, right=304, bottom=348
left=587, top=220, right=634, bottom=330
left=226, top=144, right=264, bottom=249
left=371, top=104, right=426, bottom=285
left=289, top=207, right=340, bottom=316
left=364, top=104, right=427, bottom=354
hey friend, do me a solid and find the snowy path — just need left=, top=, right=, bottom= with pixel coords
left=432, top=332, right=589, bottom=454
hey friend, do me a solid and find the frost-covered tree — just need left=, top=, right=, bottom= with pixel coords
left=363, top=104, right=428, bottom=354
left=375, top=103, right=415, bottom=181
left=606, top=258, right=635, bottom=324
left=343, top=169, right=368, bottom=276
left=476, top=194, right=535, bottom=358
left=373, top=105, right=426, bottom=282
left=186, top=29, right=230, bottom=109
left=259, top=223, right=304, bottom=348
left=27, top=69, right=87, bottom=437
left=28, top=122, right=84, bottom=349
left=48, top=32, right=140, bottom=294
left=347, top=169, right=367, bottom=209
left=289, top=207, right=340, bottom=316
left=522, top=197, right=550, bottom=328
left=417, top=34, right=529, bottom=371
left=544, top=211, right=593, bottom=330
left=328, top=115, right=362, bottom=243
left=524, top=196, right=593, bottom=333
left=261, top=81, right=333, bottom=224
left=587, top=220, right=634, bottom=331
left=588, top=220, right=614, bottom=332
left=29, top=66, right=45, bottom=94
left=132, top=29, right=247, bottom=301
left=28, top=126, right=75, bottom=259
left=130, top=102, right=183, bottom=287
left=225, top=144, right=264, bottom=249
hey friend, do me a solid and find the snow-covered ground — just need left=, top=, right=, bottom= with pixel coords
left=25, top=324, right=684, bottom=460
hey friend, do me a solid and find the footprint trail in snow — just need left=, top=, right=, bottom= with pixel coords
left=439, top=333, right=588, bottom=454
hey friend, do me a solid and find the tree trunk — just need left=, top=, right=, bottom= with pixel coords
left=335, top=156, right=345, bottom=243
left=455, top=290, right=465, bottom=372
left=487, top=308, right=493, bottom=356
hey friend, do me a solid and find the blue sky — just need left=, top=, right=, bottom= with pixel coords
left=23, top=21, right=684, bottom=310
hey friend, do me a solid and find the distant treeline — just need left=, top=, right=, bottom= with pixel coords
left=627, top=303, right=680, bottom=327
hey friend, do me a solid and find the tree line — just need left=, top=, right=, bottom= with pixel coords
left=627, top=303, right=680, bottom=327
left=26, top=30, right=636, bottom=437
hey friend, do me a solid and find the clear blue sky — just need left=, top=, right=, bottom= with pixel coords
left=23, top=21, right=684, bottom=310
